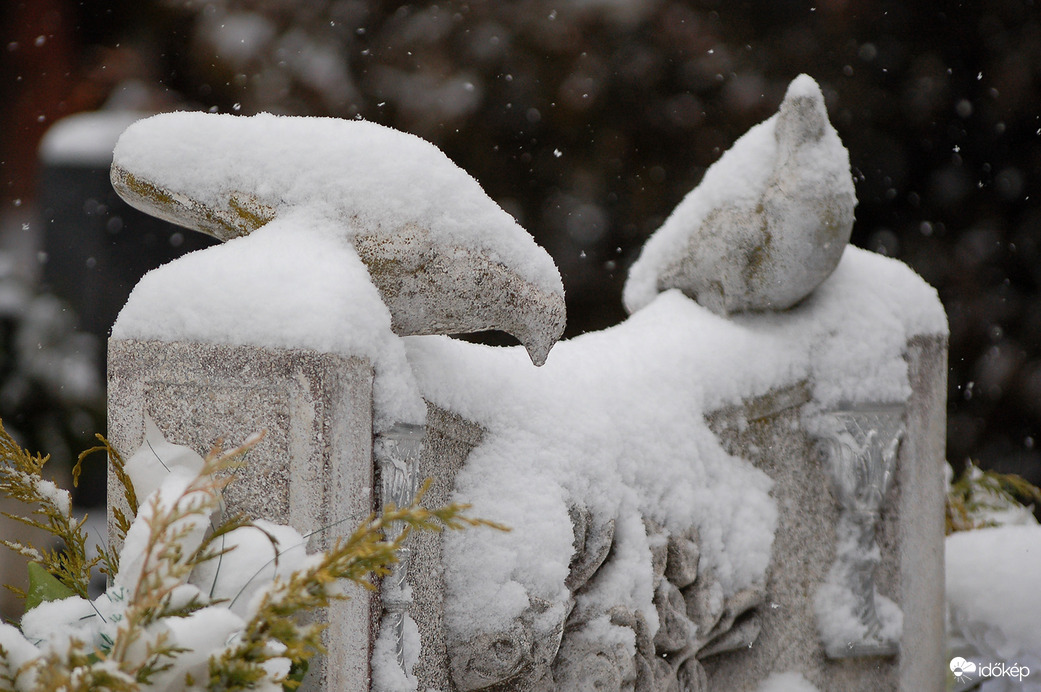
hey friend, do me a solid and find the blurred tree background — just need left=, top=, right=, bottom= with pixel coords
left=2, top=0, right=1040, bottom=486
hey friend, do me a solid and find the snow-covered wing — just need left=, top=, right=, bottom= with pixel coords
left=111, top=112, right=566, bottom=364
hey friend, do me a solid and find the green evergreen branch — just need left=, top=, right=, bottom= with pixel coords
left=0, top=419, right=505, bottom=691
left=947, top=461, right=1041, bottom=534
left=0, top=421, right=100, bottom=598
left=209, top=482, right=506, bottom=691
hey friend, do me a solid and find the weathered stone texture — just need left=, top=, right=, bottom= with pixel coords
left=107, top=338, right=377, bottom=692
left=703, top=335, right=947, bottom=692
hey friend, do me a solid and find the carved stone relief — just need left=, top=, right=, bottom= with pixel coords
left=446, top=505, right=764, bottom=691
left=375, top=423, right=424, bottom=674
left=813, top=405, right=905, bottom=658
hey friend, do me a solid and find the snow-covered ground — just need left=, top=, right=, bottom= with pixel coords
left=947, top=523, right=1041, bottom=691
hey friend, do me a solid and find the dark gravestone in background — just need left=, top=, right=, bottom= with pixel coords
left=37, top=155, right=215, bottom=508
left=38, top=161, right=217, bottom=340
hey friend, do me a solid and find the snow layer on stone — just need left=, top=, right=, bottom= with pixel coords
left=39, top=111, right=147, bottom=166
left=947, top=525, right=1041, bottom=664
left=405, top=246, right=944, bottom=636
left=623, top=74, right=853, bottom=314
left=755, top=671, right=821, bottom=692
left=371, top=615, right=421, bottom=692
left=814, top=582, right=902, bottom=652
left=111, top=111, right=562, bottom=298
left=111, top=210, right=425, bottom=428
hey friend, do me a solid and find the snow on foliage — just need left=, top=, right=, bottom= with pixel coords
left=2, top=426, right=299, bottom=691
left=0, top=419, right=485, bottom=691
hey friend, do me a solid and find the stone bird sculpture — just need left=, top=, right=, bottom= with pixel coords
left=110, top=112, right=566, bottom=365
left=624, top=74, right=856, bottom=316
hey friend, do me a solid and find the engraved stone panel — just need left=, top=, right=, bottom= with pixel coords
left=814, top=404, right=905, bottom=659
left=421, top=337, right=946, bottom=692
left=702, top=335, right=947, bottom=692
left=375, top=422, right=423, bottom=678
left=107, top=338, right=376, bottom=692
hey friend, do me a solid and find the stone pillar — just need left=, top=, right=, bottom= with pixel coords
left=107, top=338, right=377, bottom=691
left=703, top=334, right=947, bottom=691
left=896, top=335, right=948, bottom=691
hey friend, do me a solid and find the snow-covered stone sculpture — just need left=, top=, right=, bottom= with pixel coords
left=409, top=244, right=947, bottom=690
left=623, top=74, right=855, bottom=316
left=400, top=77, right=945, bottom=691
left=106, top=112, right=566, bottom=691
left=110, top=112, right=566, bottom=366
left=103, top=88, right=949, bottom=692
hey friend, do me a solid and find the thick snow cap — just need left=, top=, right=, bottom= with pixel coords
left=624, top=74, right=855, bottom=316
left=111, top=112, right=566, bottom=365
